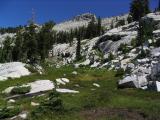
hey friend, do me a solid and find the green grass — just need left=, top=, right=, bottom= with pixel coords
left=0, top=66, right=160, bottom=119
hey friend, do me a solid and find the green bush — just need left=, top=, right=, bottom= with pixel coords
left=0, top=106, right=20, bottom=119
left=108, top=52, right=114, bottom=61
left=43, top=90, right=64, bottom=111
left=25, top=65, right=38, bottom=73
left=10, top=86, right=31, bottom=95
left=118, top=44, right=131, bottom=54
left=31, top=89, right=64, bottom=117
left=115, top=68, right=125, bottom=77
left=136, top=49, right=150, bottom=59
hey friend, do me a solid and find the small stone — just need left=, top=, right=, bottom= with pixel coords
left=31, top=102, right=40, bottom=106
left=93, top=83, right=100, bottom=87
left=19, top=112, right=28, bottom=119
left=91, top=89, right=96, bottom=91
left=74, top=84, right=80, bottom=87
left=8, top=99, right=15, bottom=103
left=72, top=71, right=78, bottom=75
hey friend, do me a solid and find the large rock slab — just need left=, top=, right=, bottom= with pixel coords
left=148, top=81, right=160, bottom=92
left=0, top=62, right=30, bottom=81
left=118, top=75, right=148, bottom=89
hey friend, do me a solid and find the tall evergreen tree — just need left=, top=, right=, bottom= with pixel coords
left=76, top=37, right=81, bottom=61
left=38, top=21, right=55, bottom=60
left=130, top=0, right=150, bottom=21
left=158, top=0, right=160, bottom=11
left=143, top=0, right=150, bottom=14
left=1, top=37, right=13, bottom=62
left=137, top=19, right=153, bottom=47
left=25, top=23, right=38, bottom=63
left=12, top=31, right=23, bottom=61
left=86, top=17, right=96, bottom=39
left=97, top=17, right=102, bottom=36
left=137, top=20, right=145, bottom=47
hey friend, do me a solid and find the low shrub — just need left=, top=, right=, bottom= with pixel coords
left=10, top=86, right=31, bottom=95
left=42, top=90, right=64, bottom=111
left=118, top=44, right=131, bottom=54
left=115, top=68, right=125, bottom=77
left=0, top=106, right=20, bottom=119
left=108, top=52, right=115, bottom=61
left=31, top=89, right=64, bottom=117
left=25, top=65, right=38, bottom=73
left=136, top=49, right=150, bottom=59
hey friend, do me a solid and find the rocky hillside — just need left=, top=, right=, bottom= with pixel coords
left=51, top=12, right=160, bottom=92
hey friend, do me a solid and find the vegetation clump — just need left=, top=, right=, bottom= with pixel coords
left=10, top=86, right=31, bottom=95
left=115, top=68, right=125, bottom=77
left=31, top=89, right=64, bottom=117
left=118, top=44, right=131, bottom=54
left=0, top=106, right=20, bottom=119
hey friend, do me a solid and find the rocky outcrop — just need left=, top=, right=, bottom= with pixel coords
left=73, top=13, right=96, bottom=21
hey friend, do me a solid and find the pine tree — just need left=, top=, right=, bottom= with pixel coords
left=137, top=19, right=153, bottom=47
left=97, top=16, right=102, bottom=36
left=108, top=52, right=114, bottom=61
left=12, top=31, right=23, bottom=61
left=25, top=23, right=38, bottom=63
left=76, top=37, right=81, bottom=61
left=130, top=0, right=150, bottom=21
left=1, top=36, right=13, bottom=62
left=86, top=17, right=96, bottom=39
left=143, top=0, right=150, bottom=14
left=137, top=20, right=145, bottom=47
left=110, top=20, right=114, bottom=29
left=157, top=0, right=160, bottom=11
left=38, top=21, right=55, bottom=60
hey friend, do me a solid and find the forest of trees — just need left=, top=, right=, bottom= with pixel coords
left=0, top=21, right=55, bottom=63
left=0, top=17, right=103, bottom=63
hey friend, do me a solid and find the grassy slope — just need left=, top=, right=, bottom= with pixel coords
left=0, top=66, right=160, bottom=120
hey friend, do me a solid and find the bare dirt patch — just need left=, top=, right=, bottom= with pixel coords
left=80, top=108, right=150, bottom=120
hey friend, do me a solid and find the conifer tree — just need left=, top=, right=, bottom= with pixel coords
left=97, top=16, right=102, bottom=36
left=38, top=21, right=54, bottom=60
left=157, top=0, right=160, bottom=11
left=130, top=0, right=150, bottom=21
left=12, top=31, right=23, bottom=61
left=137, top=19, right=153, bottom=47
left=76, top=37, right=81, bottom=61
left=137, top=20, right=145, bottom=47
left=1, top=36, right=13, bottom=62
left=86, top=17, right=96, bottom=39
left=25, top=23, right=38, bottom=63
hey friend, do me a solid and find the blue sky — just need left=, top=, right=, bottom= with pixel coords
left=0, top=0, right=159, bottom=27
